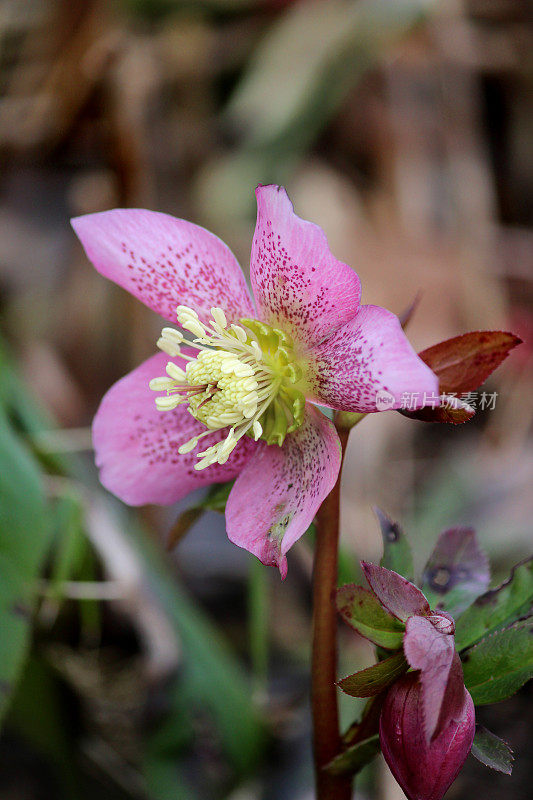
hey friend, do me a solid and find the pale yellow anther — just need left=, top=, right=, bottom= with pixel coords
left=155, top=395, right=182, bottom=411
left=157, top=337, right=181, bottom=357
left=217, top=431, right=237, bottom=457
left=182, top=319, right=206, bottom=338
left=220, top=358, right=239, bottom=375
left=211, top=307, right=227, bottom=329
left=176, top=305, right=198, bottom=319
left=252, top=420, right=262, bottom=440
left=194, top=456, right=213, bottom=471
left=241, top=390, right=259, bottom=404
left=166, top=362, right=186, bottom=381
left=178, top=438, right=198, bottom=455
left=149, top=376, right=175, bottom=391
left=161, top=327, right=184, bottom=344
left=250, top=341, right=262, bottom=360
left=230, top=324, right=247, bottom=343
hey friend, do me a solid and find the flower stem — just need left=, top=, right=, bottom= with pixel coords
left=311, top=425, right=352, bottom=800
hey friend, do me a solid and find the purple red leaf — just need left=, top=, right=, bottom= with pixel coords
left=361, top=562, right=430, bottom=622
left=422, top=527, right=490, bottom=617
left=401, top=394, right=475, bottom=425
left=418, top=331, right=522, bottom=394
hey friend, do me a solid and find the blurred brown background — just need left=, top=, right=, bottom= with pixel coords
left=0, top=1, right=531, bottom=799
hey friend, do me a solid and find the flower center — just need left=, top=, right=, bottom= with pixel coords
left=149, top=306, right=305, bottom=470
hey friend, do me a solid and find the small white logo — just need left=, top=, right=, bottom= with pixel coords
left=376, top=390, right=395, bottom=411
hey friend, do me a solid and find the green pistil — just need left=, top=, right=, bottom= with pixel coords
left=240, top=318, right=305, bottom=447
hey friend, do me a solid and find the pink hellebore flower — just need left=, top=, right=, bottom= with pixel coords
left=72, top=185, right=437, bottom=577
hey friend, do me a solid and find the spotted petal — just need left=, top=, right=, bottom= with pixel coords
left=92, top=353, right=256, bottom=506
left=72, top=209, right=255, bottom=325
left=304, top=305, right=439, bottom=412
left=225, top=404, right=341, bottom=578
left=250, top=185, right=361, bottom=349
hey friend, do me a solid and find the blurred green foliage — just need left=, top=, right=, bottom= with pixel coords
left=0, top=336, right=265, bottom=798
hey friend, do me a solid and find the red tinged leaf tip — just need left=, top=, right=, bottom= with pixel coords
left=400, top=394, right=475, bottom=425
left=418, top=330, right=522, bottom=394
left=380, top=672, right=475, bottom=800
left=361, top=562, right=430, bottom=622
left=404, top=616, right=465, bottom=741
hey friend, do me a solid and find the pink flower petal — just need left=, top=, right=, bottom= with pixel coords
left=92, top=352, right=256, bottom=506
left=404, top=616, right=465, bottom=741
left=250, top=185, right=361, bottom=348
left=362, top=562, right=431, bottom=622
left=72, top=209, right=255, bottom=324
left=225, top=404, right=342, bottom=578
left=304, top=304, right=439, bottom=412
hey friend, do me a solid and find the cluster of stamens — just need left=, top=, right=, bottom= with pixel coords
left=149, top=306, right=305, bottom=470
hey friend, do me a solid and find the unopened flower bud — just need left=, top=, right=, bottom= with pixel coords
left=380, top=672, right=475, bottom=800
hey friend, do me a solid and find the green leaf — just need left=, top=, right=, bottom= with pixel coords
left=336, top=584, right=405, bottom=649
left=167, top=507, right=204, bottom=551
left=455, top=557, right=533, bottom=651
left=342, top=695, right=385, bottom=746
left=167, top=481, right=235, bottom=550
left=462, top=620, right=533, bottom=705
left=49, top=495, right=88, bottom=589
left=325, top=734, right=381, bottom=777
left=227, top=0, right=434, bottom=154
left=338, top=652, right=408, bottom=698
left=201, top=480, right=235, bottom=511
left=5, top=655, right=83, bottom=798
left=126, top=518, right=265, bottom=777
left=0, top=409, right=51, bottom=723
left=376, top=507, right=413, bottom=581
left=421, top=527, right=490, bottom=617
left=471, top=725, right=513, bottom=775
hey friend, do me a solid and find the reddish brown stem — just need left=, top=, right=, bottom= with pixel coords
left=311, top=425, right=352, bottom=800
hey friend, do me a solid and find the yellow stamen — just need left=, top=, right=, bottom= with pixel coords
left=149, top=306, right=305, bottom=468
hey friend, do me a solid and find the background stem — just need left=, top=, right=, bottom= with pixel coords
left=248, top=553, right=269, bottom=698
left=311, top=425, right=352, bottom=800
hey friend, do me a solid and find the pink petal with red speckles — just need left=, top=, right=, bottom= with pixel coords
left=72, top=209, right=255, bottom=325
left=250, top=185, right=361, bottom=348
left=92, top=352, right=256, bottom=506
left=225, top=404, right=341, bottom=578
left=304, top=304, right=439, bottom=412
